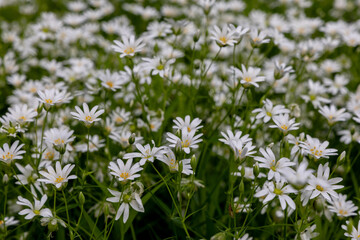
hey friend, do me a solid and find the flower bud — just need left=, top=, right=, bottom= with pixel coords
left=48, top=218, right=58, bottom=232
left=37, top=103, right=43, bottom=114
left=178, top=161, right=183, bottom=174
left=337, top=151, right=346, bottom=164
left=128, top=133, right=136, bottom=145
left=79, top=192, right=85, bottom=206
left=104, top=203, right=110, bottom=217
left=240, top=166, right=245, bottom=177
left=190, top=155, right=197, bottom=171
left=254, top=163, right=260, bottom=178
left=2, top=174, right=9, bottom=184
left=239, top=179, right=244, bottom=193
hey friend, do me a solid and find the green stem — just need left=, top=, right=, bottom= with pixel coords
left=38, top=110, right=49, bottom=167
left=151, top=164, right=191, bottom=238
left=53, top=189, right=57, bottom=217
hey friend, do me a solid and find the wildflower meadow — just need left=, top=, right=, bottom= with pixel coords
left=1, top=0, right=360, bottom=239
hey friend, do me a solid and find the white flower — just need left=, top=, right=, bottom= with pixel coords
left=269, top=114, right=300, bottom=134
left=166, top=128, right=203, bottom=154
left=157, top=148, right=193, bottom=175
left=219, top=130, right=252, bottom=149
left=7, top=104, right=37, bottom=124
left=232, top=64, right=265, bottom=88
left=98, top=69, right=124, bottom=91
left=304, top=163, right=343, bottom=202
left=108, top=159, right=143, bottom=182
left=0, top=140, right=25, bottom=164
left=249, top=28, right=270, bottom=47
left=252, top=99, right=290, bottom=123
left=38, top=161, right=77, bottom=189
left=299, top=135, right=337, bottom=159
left=286, top=132, right=306, bottom=156
left=112, top=35, right=145, bottom=58
left=14, top=163, right=38, bottom=186
left=123, top=143, right=164, bottom=165
left=319, top=105, right=351, bottom=125
left=17, top=195, right=52, bottom=220
left=254, top=181, right=297, bottom=210
left=141, top=57, right=175, bottom=78
left=328, top=194, right=358, bottom=218
left=37, top=89, right=67, bottom=109
left=232, top=140, right=256, bottom=160
left=173, top=115, right=202, bottom=133
left=0, top=216, right=19, bottom=229
left=71, top=103, right=104, bottom=127
left=106, top=189, right=144, bottom=223
left=254, top=147, right=295, bottom=182
left=43, top=127, right=75, bottom=149
left=301, top=80, right=331, bottom=108
left=342, top=220, right=360, bottom=239
left=210, top=25, right=237, bottom=47
left=283, top=160, right=314, bottom=187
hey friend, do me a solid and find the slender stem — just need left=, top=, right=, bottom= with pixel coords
left=246, top=48, right=254, bottom=68
left=76, top=205, right=84, bottom=231
left=151, top=163, right=191, bottom=238
left=62, top=190, right=71, bottom=227
left=38, top=110, right=49, bottom=167
left=87, top=128, right=90, bottom=164
left=53, top=189, right=57, bottom=217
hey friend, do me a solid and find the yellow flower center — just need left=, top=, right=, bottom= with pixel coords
left=124, top=47, right=135, bottom=54
left=219, top=36, right=227, bottom=44
left=339, top=209, right=348, bottom=215
left=244, top=77, right=252, bottom=82
left=85, top=115, right=92, bottom=121
left=45, top=151, right=54, bottom=160
left=187, top=127, right=191, bottom=132
left=169, top=159, right=177, bottom=169
left=115, top=116, right=123, bottom=123
left=0, top=220, right=3, bottom=225
left=273, top=188, right=283, bottom=195
left=253, top=37, right=260, bottom=42
left=266, top=112, right=272, bottom=117
left=280, top=125, right=288, bottom=130
left=45, top=99, right=53, bottom=104
left=55, top=176, right=64, bottom=183
left=156, top=64, right=164, bottom=70
left=19, top=116, right=27, bottom=121
left=106, top=81, right=114, bottom=88
left=54, top=138, right=65, bottom=145
left=120, top=172, right=129, bottom=180
left=30, top=87, right=37, bottom=93
left=3, top=152, right=14, bottom=160
left=33, top=209, right=40, bottom=215
left=316, top=185, right=324, bottom=191
left=182, top=140, right=190, bottom=148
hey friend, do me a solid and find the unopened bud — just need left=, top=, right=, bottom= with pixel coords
left=3, top=174, right=9, bottom=184
left=254, top=163, right=260, bottom=178
left=128, top=133, right=136, bottom=145
left=104, top=203, right=110, bottom=217
left=178, top=161, right=183, bottom=174
left=193, top=30, right=201, bottom=43
left=190, top=155, right=197, bottom=171
left=337, top=151, right=346, bottom=164
left=240, top=166, right=245, bottom=177
left=48, top=218, right=58, bottom=232
left=79, top=192, right=85, bottom=205
left=37, top=104, right=43, bottom=114
left=210, top=232, right=226, bottom=240
left=239, top=179, right=244, bottom=193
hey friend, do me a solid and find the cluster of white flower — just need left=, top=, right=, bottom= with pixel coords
left=1, top=0, right=360, bottom=239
